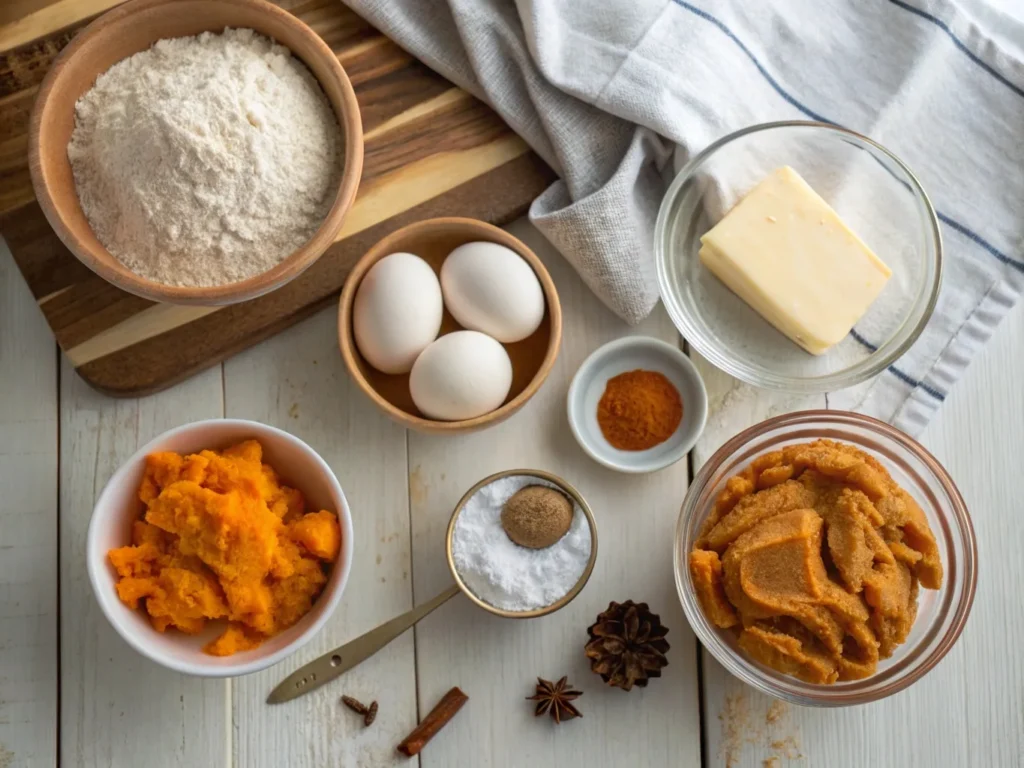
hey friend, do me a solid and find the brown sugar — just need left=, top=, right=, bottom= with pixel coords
left=108, top=439, right=341, bottom=655
left=690, top=439, right=942, bottom=684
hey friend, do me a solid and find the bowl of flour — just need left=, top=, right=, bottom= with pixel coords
left=29, top=0, right=363, bottom=305
left=445, top=469, right=599, bottom=619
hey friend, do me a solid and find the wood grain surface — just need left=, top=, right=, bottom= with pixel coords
left=0, top=0, right=555, bottom=396
left=406, top=219, right=702, bottom=767
left=2, top=213, right=1022, bottom=767
left=3, top=2, right=1021, bottom=767
left=0, top=227, right=58, bottom=768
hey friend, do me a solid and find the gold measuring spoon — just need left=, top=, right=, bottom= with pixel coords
left=268, top=469, right=597, bottom=704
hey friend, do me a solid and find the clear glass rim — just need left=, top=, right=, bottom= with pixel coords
left=655, top=121, right=944, bottom=393
left=673, top=409, right=978, bottom=706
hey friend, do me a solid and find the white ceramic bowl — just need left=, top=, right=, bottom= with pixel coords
left=86, top=419, right=354, bottom=677
left=567, top=336, right=708, bottom=473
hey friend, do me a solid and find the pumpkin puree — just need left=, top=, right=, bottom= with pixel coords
left=108, top=439, right=341, bottom=656
left=689, top=439, right=942, bottom=684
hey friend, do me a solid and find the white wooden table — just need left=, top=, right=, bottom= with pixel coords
left=1, top=212, right=1022, bottom=767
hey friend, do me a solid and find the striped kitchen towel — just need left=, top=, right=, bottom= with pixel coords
left=344, top=0, right=1024, bottom=435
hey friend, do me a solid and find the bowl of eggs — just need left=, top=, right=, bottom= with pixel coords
left=338, top=217, right=562, bottom=433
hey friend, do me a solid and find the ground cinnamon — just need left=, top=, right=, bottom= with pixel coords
left=597, top=369, right=683, bottom=450
left=396, top=686, right=468, bottom=757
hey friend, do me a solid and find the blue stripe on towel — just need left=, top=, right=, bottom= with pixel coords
left=669, top=0, right=1024, bottom=277
left=849, top=329, right=947, bottom=400
left=939, top=212, right=1024, bottom=274
left=849, top=328, right=880, bottom=352
left=665, top=1, right=834, bottom=124
left=887, top=0, right=1024, bottom=100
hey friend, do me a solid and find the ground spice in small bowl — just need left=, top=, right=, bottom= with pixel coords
left=597, top=369, right=683, bottom=450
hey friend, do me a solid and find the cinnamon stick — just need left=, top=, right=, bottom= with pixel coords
left=396, top=686, right=469, bottom=757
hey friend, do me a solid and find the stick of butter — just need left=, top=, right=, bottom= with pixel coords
left=699, top=166, right=892, bottom=356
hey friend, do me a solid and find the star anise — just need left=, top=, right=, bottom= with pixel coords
left=585, top=600, right=670, bottom=691
left=527, top=676, right=582, bottom=724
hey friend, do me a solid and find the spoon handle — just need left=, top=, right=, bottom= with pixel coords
left=267, top=583, right=462, bottom=704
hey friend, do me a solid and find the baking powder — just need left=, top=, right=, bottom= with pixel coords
left=68, top=28, right=341, bottom=287
left=451, top=475, right=592, bottom=612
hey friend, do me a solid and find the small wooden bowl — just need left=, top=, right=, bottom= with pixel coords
left=338, top=218, right=562, bottom=434
left=28, top=0, right=363, bottom=306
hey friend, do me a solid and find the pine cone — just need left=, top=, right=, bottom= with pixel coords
left=584, top=600, right=670, bottom=691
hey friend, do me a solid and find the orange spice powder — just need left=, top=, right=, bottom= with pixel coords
left=597, top=369, right=683, bottom=451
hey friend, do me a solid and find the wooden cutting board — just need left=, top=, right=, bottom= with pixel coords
left=0, top=0, right=555, bottom=396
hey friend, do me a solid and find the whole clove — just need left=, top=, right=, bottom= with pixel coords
left=341, top=695, right=369, bottom=715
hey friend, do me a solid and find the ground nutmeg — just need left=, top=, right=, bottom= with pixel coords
left=596, top=369, right=683, bottom=451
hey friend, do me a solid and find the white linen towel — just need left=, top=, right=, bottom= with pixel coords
left=344, top=0, right=1024, bottom=436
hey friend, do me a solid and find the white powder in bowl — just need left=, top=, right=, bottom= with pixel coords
left=67, top=28, right=341, bottom=288
left=451, top=475, right=593, bottom=612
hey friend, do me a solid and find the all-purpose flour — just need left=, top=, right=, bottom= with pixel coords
left=451, top=475, right=592, bottom=612
left=68, top=28, right=341, bottom=287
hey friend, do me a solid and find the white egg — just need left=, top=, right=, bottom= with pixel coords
left=440, top=241, right=545, bottom=343
left=409, top=331, right=513, bottom=420
left=353, top=252, right=443, bottom=374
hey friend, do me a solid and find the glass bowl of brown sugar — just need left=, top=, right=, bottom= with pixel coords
left=674, top=410, right=977, bottom=706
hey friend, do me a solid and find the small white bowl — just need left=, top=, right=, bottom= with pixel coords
left=86, top=419, right=354, bottom=677
left=567, top=337, right=708, bottom=473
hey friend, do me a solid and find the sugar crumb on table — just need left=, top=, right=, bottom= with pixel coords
left=765, top=700, right=788, bottom=724
left=719, top=691, right=803, bottom=767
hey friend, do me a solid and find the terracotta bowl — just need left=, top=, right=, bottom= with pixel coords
left=28, top=0, right=363, bottom=306
left=338, top=218, right=562, bottom=434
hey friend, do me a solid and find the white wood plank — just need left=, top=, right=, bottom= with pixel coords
left=59, top=362, right=229, bottom=767
left=689, top=351, right=827, bottom=463
left=905, top=304, right=1024, bottom=766
left=690, top=354, right=827, bottom=768
left=223, top=305, right=419, bottom=768
left=693, top=302, right=1023, bottom=766
left=0, top=242, right=58, bottom=768
left=407, top=219, right=702, bottom=767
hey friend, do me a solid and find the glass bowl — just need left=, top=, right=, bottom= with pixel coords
left=655, top=122, right=942, bottom=392
left=673, top=410, right=976, bottom=706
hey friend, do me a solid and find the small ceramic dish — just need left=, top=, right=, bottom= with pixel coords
left=29, top=0, right=363, bottom=306
left=675, top=410, right=976, bottom=706
left=338, top=217, right=562, bottom=434
left=86, top=419, right=354, bottom=677
left=567, top=336, right=708, bottom=473
left=445, top=469, right=598, bottom=619
left=656, top=121, right=942, bottom=392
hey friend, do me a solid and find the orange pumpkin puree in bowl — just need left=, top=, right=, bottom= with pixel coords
left=108, top=440, right=341, bottom=656
left=689, top=439, right=942, bottom=684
